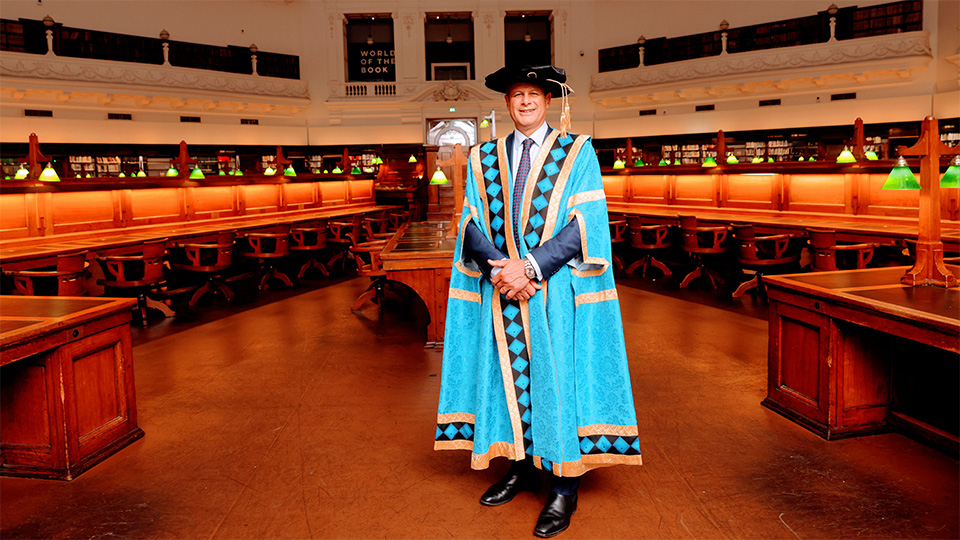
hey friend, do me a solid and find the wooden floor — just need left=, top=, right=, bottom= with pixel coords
left=1, top=273, right=957, bottom=539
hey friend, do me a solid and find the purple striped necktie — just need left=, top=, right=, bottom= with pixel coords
left=513, top=138, right=535, bottom=248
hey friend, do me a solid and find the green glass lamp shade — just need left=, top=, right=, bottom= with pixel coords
left=430, top=167, right=449, bottom=185
left=612, top=159, right=625, bottom=169
left=864, top=150, right=879, bottom=161
left=408, top=155, right=417, bottom=163
left=673, top=159, right=681, bottom=165
left=264, top=166, right=276, bottom=176
left=836, top=148, right=856, bottom=163
left=701, top=156, right=717, bottom=167
left=751, top=157, right=763, bottom=163
left=323, top=169, right=329, bottom=174
left=3, top=176, right=9, bottom=180
left=881, top=156, right=921, bottom=190
left=798, top=156, right=805, bottom=161
left=726, top=154, right=738, bottom=164
left=808, top=157, right=816, bottom=162
left=165, top=167, right=179, bottom=177
left=85, top=173, right=92, bottom=178
left=634, top=158, right=644, bottom=167
left=658, top=159, right=668, bottom=166
left=14, top=166, right=29, bottom=180
left=219, top=169, right=226, bottom=176
left=118, top=172, right=126, bottom=178
left=284, top=166, right=296, bottom=177
left=136, top=171, right=146, bottom=177
left=189, top=167, right=205, bottom=179
left=332, top=166, right=342, bottom=174
left=350, top=165, right=362, bottom=174
left=479, top=118, right=489, bottom=127
left=40, top=163, right=60, bottom=182
left=940, top=155, right=960, bottom=188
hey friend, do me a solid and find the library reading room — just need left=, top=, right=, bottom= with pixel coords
left=1, top=0, right=958, bottom=538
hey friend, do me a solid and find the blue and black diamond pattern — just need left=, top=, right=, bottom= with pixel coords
left=579, top=434, right=641, bottom=455
left=521, top=132, right=576, bottom=250
left=476, top=137, right=537, bottom=456
left=501, top=299, right=534, bottom=455
left=436, top=421, right=475, bottom=442
left=478, top=141, right=507, bottom=251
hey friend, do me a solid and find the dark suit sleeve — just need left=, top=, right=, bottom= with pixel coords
left=463, top=221, right=506, bottom=278
left=528, top=217, right=581, bottom=279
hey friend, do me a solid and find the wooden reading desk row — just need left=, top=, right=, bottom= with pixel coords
left=1, top=296, right=140, bottom=480
left=0, top=203, right=398, bottom=268
left=606, top=202, right=960, bottom=251
left=763, top=265, right=960, bottom=452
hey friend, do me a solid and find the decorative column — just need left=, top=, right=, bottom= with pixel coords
left=827, top=4, right=838, bottom=42
left=43, top=15, right=55, bottom=56
left=250, top=44, right=258, bottom=76
left=719, top=20, right=729, bottom=55
left=899, top=116, right=959, bottom=287
left=160, top=29, right=170, bottom=66
left=637, top=35, right=645, bottom=67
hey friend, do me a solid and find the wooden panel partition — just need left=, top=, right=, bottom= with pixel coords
left=126, top=188, right=183, bottom=227
left=0, top=176, right=376, bottom=241
left=603, top=164, right=959, bottom=221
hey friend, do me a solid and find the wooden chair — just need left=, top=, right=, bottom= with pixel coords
left=807, top=228, right=879, bottom=271
left=624, top=217, right=673, bottom=279
left=238, top=224, right=294, bottom=290
left=327, top=214, right=364, bottom=272
left=3, top=251, right=89, bottom=296
left=387, top=210, right=410, bottom=232
left=290, top=219, right=330, bottom=280
left=609, top=215, right=629, bottom=272
left=171, top=231, right=237, bottom=306
left=349, top=239, right=394, bottom=313
left=363, top=211, right=393, bottom=240
left=96, top=238, right=175, bottom=325
left=678, top=214, right=731, bottom=289
left=731, top=224, right=803, bottom=298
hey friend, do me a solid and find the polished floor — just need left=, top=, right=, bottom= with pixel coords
left=1, top=273, right=958, bottom=539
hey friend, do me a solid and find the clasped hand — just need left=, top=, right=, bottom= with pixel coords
left=488, top=258, right=541, bottom=301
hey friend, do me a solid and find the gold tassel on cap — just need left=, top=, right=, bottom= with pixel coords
left=548, top=79, right=575, bottom=138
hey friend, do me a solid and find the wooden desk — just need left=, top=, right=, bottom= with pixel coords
left=0, top=203, right=397, bottom=269
left=606, top=202, right=960, bottom=251
left=1, top=296, right=142, bottom=479
left=379, top=222, right=455, bottom=348
left=762, top=266, right=959, bottom=451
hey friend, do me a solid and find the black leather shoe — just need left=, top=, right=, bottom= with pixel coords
left=479, top=470, right=539, bottom=507
left=534, top=492, right=577, bottom=538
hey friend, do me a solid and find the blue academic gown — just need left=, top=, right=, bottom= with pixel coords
left=435, top=128, right=642, bottom=477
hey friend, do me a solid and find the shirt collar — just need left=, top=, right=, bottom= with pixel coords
left=513, top=122, right=550, bottom=149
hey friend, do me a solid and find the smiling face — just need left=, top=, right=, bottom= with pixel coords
left=505, top=82, right=551, bottom=137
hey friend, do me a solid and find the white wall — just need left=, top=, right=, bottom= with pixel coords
left=0, top=0, right=954, bottom=147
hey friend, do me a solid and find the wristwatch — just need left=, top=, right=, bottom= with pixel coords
left=523, top=258, right=537, bottom=280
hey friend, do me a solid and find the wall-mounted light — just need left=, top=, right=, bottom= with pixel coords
left=881, top=156, right=920, bottom=190
left=836, top=146, right=856, bottom=163
left=40, top=163, right=60, bottom=182
left=523, top=14, right=531, bottom=42
left=430, top=167, right=449, bottom=184
left=940, top=154, right=960, bottom=188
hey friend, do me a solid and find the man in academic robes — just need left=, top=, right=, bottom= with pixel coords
left=435, top=64, right=642, bottom=538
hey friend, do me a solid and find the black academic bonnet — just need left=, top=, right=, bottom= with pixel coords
left=484, top=65, right=567, bottom=96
